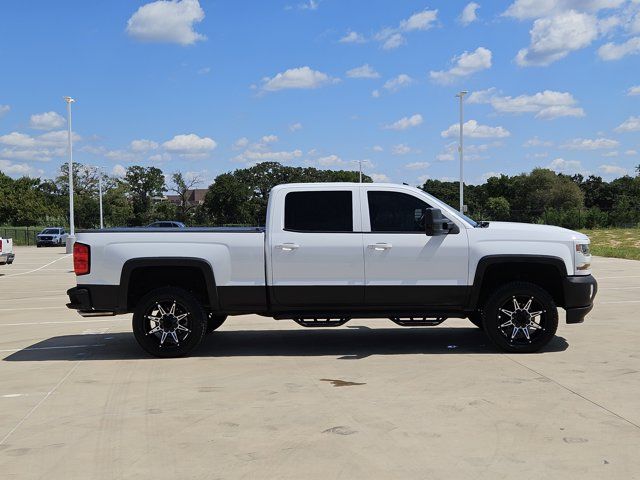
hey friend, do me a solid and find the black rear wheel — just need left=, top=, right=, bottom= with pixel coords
left=133, top=287, right=207, bottom=358
left=482, top=281, right=558, bottom=353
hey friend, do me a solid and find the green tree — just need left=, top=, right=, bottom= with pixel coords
left=123, top=166, right=166, bottom=225
left=169, top=172, right=201, bottom=223
left=486, top=196, right=511, bottom=221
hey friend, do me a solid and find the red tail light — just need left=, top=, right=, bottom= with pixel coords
left=73, top=242, right=90, bottom=275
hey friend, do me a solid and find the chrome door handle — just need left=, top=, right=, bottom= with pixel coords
left=276, top=243, right=300, bottom=251
left=368, top=243, right=392, bottom=251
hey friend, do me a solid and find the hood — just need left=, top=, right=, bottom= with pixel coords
left=478, top=221, right=589, bottom=242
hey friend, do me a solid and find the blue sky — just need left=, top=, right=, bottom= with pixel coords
left=1, top=0, right=639, bottom=186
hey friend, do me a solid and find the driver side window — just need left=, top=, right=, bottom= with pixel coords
left=367, top=191, right=432, bottom=232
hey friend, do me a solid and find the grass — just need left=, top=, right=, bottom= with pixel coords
left=581, top=228, right=640, bottom=261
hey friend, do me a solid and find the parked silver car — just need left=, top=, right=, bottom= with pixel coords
left=36, top=227, right=68, bottom=247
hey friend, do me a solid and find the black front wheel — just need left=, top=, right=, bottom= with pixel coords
left=133, top=287, right=207, bottom=358
left=482, top=281, right=558, bottom=353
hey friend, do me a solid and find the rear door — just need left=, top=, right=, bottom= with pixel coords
left=269, top=187, right=364, bottom=308
left=361, top=187, right=469, bottom=308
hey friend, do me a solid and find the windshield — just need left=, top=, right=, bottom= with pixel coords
left=42, top=229, right=59, bottom=234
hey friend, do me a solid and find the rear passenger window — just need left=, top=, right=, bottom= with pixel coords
left=285, top=191, right=353, bottom=232
left=368, top=191, right=432, bottom=232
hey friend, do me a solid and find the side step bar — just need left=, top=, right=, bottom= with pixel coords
left=389, top=317, right=446, bottom=327
left=293, top=318, right=350, bottom=328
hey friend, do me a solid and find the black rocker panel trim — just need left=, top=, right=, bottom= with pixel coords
left=467, top=254, right=568, bottom=310
left=119, top=257, right=219, bottom=312
left=365, top=285, right=470, bottom=307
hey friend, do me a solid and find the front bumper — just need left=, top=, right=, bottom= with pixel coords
left=67, top=286, right=117, bottom=317
left=0, top=253, right=15, bottom=265
left=563, top=274, right=598, bottom=324
left=37, top=238, right=61, bottom=246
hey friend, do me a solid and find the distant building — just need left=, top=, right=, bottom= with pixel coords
left=165, top=188, right=208, bottom=206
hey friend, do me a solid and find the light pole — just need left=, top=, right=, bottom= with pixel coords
left=64, top=96, right=76, bottom=252
left=456, top=91, right=468, bottom=214
left=95, top=166, right=104, bottom=229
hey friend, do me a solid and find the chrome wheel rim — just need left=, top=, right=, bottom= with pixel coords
left=144, top=300, right=192, bottom=348
left=497, top=295, right=546, bottom=345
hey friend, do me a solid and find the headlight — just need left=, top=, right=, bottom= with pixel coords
left=575, top=242, right=591, bottom=273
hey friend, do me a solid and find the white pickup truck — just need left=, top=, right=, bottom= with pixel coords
left=67, top=182, right=597, bottom=357
left=0, top=237, right=15, bottom=266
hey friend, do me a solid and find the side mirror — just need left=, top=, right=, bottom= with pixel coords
left=424, top=208, right=449, bottom=236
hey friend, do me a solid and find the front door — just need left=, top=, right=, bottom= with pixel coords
left=361, top=188, right=469, bottom=308
left=270, top=188, right=365, bottom=308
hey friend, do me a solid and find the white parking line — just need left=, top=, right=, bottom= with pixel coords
left=0, top=344, right=105, bottom=353
left=0, top=306, right=70, bottom=312
left=0, top=361, right=82, bottom=446
left=1, top=318, right=126, bottom=326
left=598, top=275, right=640, bottom=279
left=0, top=255, right=71, bottom=279
left=599, top=300, right=640, bottom=304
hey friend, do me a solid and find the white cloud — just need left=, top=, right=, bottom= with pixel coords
left=524, top=136, right=553, bottom=147
left=317, top=154, right=343, bottom=166
left=346, top=64, right=380, bottom=79
left=504, top=0, right=624, bottom=20
left=436, top=153, right=455, bottom=161
left=625, top=149, right=638, bottom=156
left=599, top=164, right=628, bottom=175
left=441, top=119, right=511, bottom=138
left=460, top=2, right=480, bottom=26
left=404, top=161, right=430, bottom=170
left=130, top=139, right=159, bottom=152
left=126, top=0, right=206, bottom=46
left=0, top=105, right=9, bottom=118
left=372, top=145, right=384, bottom=152
left=381, top=33, right=406, bottom=50
left=0, top=129, right=79, bottom=162
left=598, top=37, right=640, bottom=60
left=468, top=88, right=585, bottom=119
left=260, top=66, right=338, bottom=92
left=430, top=47, right=492, bottom=84
left=112, top=164, right=127, bottom=177
left=0, top=159, right=44, bottom=177
left=627, top=85, right=640, bottom=96
left=615, top=116, right=640, bottom=132
left=561, top=137, right=619, bottom=149
left=392, top=144, right=412, bottom=155
left=233, top=137, right=249, bottom=149
left=289, top=122, right=303, bottom=132
left=400, top=9, right=438, bottom=31
left=298, top=0, right=319, bottom=10
left=370, top=173, right=391, bottom=182
left=547, top=158, right=583, bottom=173
left=260, top=134, right=278, bottom=144
left=515, top=11, right=599, bottom=66
left=339, top=31, right=366, bottom=44
left=148, top=152, right=171, bottom=163
left=602, top=150, right=619, bottom=157
left=383, top=114, right=423, bottom=130
left=234, top=149, right=303, bottom=163
left=383, top=74, right=413, bottom=91
left=197, top=67, right=211, bottom=75
left=374, top=9, right=438, bottom=50
left=104, top=149, right=139, bottom=163
left=162, top=133, right=217, bottom=154
left=371, top=89, right=381, bottom=98
left=481, top=171, right=504, bottom=181
left=29, top=111, right=65, bottom=130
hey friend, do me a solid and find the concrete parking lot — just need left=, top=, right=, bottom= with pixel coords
left=0, top=246, right=639, bottom=479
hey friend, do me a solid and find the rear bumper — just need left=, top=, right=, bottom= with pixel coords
left=563, top=275, right=598, bottom=324
left=0, top=253, right=15, bottom=265
left=67, top=285, right=119, bottom=317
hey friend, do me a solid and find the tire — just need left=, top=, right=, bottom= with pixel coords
left=468, top=311, right=483, bottom=329
left=482, top=281, right=558, bottom=353
left=206, top=314, right=227, bottom=334
left=132, top=286, right=207, bottom=358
